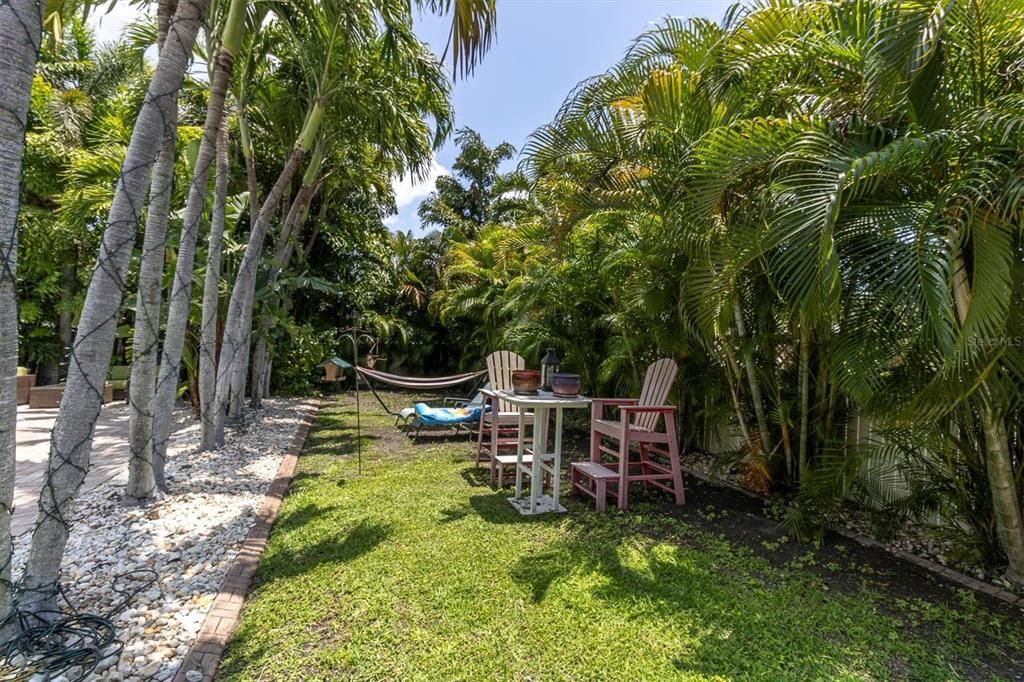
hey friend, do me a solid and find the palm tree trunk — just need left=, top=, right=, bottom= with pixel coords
left=721, top=345, right=753, bottom=449
left=980, top=403, right=1024, bottom=584
left=250, top=166, right=321, bottom=409
left=19, top=0, right=209, bottom=613
left=199, top=109, right=230, bottom=450
left=152, top=0, right=247, bottom=472
left=0, top=0, right=44, bottom=633
left=228, top=314, right=250, bottom=418
left=238, top=103, right=260, bottom=230
left=211, top=144, right=313, bottom=445
left=951, top=248, right=1024, bottom=584
left=126, top=0, right=180, bottom=501
left=250, top=334, right=269, bottom=406
left=797, top=318, right=810, bottom=481
left=733, top=295, right=773, bottom=455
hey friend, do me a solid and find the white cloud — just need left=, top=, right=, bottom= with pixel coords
left=385, top=156, right=447, bottom=227
left=89, top=5, right=147, bottom=45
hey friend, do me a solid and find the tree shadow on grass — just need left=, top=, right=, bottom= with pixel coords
left=499, top=506, right=1024, bottom=680
left=404, top=430, right=478, bottom=446
left=257, top=520, right=392, bottom=584
left=270, top=502, right=341, bottom=535
left=459, top=466, right=492, bottom=488
left=303, top=429, right=381, bottom=457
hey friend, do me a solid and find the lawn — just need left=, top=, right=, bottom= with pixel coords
left=218, top=396, right=1024, bottom=681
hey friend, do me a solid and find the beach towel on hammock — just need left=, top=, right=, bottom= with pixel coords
left=414, top=402, right=483, bottom=426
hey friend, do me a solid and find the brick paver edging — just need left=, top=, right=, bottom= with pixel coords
left=682, top=465, right=1024, bottom=610
left=173, top=399, right=322, bottom=682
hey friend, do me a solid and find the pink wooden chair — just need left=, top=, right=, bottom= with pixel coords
left=571, top=358, right=684, bottom=511
left=476, top=350, right=534, bottom=486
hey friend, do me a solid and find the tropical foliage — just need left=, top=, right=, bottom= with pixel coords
left=362, top=0, right=1024, bottom=584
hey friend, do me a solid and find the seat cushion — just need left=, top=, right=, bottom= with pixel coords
left=415, top=402, right=482, bottom=426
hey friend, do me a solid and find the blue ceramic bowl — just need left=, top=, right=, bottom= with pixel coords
left=551, top=372, right=581, bottom=396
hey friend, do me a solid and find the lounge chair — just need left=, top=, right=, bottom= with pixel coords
left=406, top=401, right=487, bottom=443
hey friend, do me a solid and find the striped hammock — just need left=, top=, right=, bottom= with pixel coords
left=355, top=366, right=486, bottom=390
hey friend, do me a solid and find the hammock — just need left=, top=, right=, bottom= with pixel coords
left=355, top=366, right=485, bottom=390
left=354, top=365, right=486, bottom=415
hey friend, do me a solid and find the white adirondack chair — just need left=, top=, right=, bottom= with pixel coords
left=476, top=350, right=534, bottom=485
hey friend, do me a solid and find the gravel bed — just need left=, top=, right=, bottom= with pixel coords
left=10, top=398, right=317, bottom=681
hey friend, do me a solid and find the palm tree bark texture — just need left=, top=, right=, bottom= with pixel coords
left=198, top=110, right=230, bottom=451
left=151, top=0, right=247, bottom=472
left=211, top=140, right=313, bottom=446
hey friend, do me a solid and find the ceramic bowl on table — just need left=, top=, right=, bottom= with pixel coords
left=551, top=372, right=581, bottom=397
left=511, top=369, right=541, bottom=394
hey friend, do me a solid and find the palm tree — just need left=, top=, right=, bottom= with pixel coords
left=507, top=1, right=1024, bottom=582
left=125, top=0, right=182, bottom=501
left=250, top=137, right=326, bottom=409
left=211, top=0, right=488, bottom=444
left=417, top=127, right=524, bottom=238
left=147, top=0, right=247, bottom=480
left=198, top=108, right=231, bottom=449
left=19, top=0, right=210, bottom=614
left=0, top=0, right=44, bottom=632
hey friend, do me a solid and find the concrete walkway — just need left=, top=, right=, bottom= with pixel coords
left=13, top=402, right=189, bottom=537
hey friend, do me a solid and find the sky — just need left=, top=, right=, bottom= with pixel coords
left=90, top=0, right=736, bottom=235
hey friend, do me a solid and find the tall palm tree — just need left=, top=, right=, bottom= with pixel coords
left=125, top=0, right=181, bottom=501
left=198, top=108, right=231, bottom=449
left=0, top=0, right=44, bottom=632
left=147, top=0, right=247, bottom=482
left=512, top=0, right=1024, bottom=582
left=211, top=0, right=478, bottom=445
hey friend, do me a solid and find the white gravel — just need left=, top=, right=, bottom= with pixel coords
left=10, top=398, right=318, bottom=682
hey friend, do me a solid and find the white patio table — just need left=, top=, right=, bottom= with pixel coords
left=484, top=388, right=591, bottom=515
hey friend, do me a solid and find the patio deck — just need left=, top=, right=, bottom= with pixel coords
left=13, top=402, right=190, bottom=536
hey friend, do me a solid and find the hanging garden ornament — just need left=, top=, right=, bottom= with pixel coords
left=541, top=347, right=560, bottom=392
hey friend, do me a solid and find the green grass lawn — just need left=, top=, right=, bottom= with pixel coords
left=218, top=397, right=1024, bottom=681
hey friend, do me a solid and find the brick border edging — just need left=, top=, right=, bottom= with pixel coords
left=172, top=399, right=322, bottom=682
left=682, top=465, right=1024, bottom=609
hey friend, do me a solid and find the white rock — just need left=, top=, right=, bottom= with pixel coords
left=140, top=661, right=163, bottom=677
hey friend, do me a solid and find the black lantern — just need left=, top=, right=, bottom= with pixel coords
left=541, top=347, right=560, bottom=392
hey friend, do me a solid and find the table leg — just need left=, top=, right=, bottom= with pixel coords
left=552, top=407, right=564, bottom=509
left=531, top=407, right=549, bottom=514
left=514, top=410, right=526, bottom=499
